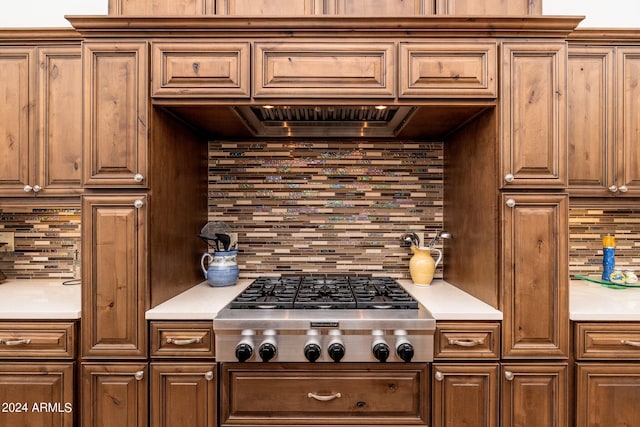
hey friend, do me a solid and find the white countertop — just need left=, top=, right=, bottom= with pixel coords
left=145, top=278, right=502, bottom=321
left=0, top=279, right=81, bottom=320
left=570, top=279, right=640, bottom=321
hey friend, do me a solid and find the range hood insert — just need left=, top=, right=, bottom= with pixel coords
left=233, top=105, right=417, bottom=137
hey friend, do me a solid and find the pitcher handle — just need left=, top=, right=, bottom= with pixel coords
left=432, top=248, right=442, bottom=267
left=200, top=253, right=213, bottom=278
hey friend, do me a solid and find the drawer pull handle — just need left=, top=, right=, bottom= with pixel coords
left=308, top=392, right=341, bottom=402
left=166, top=337, right=202, bottom=346
left=621, top=339, right=640, bottom=347
left=448, top=338, right=484, bottom=347
left=0, top=338, right=31, bottom=346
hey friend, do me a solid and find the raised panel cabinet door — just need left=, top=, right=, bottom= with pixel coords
left=0, top=47, right=34, bottom=194
left=436, top=0, right=541, bottom=15
left=432, top=364, right=499, bottom=427
left=501, top=194, right=569, bottom=358
left=0, top=362, right=74, bottom=427
left=37, top=46, right=83, bottom=194
left=501, top=364, right=568, bottom=427
left=109, top=0, right=214, bottom=15
left=215, top=0, right=323, bottom=15
left=576, top=363, right=640, bottom=427
left=150, top=363, right=217, bottom=427
left=81, top=363, right=148, bottom=427
left=617, top=47, right=640, bottom=195
left=82, top=195, right=148, bottom=358
left=567, top=47, right=615, bottom=195
left=83, top=42, right=148, bottom=187
left=501, top=42, right=567, bottom=188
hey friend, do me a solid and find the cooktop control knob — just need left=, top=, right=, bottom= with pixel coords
left=372, top=330, right=390, bottom=362
left=394, top=330, right=415, bottom=362
left=327, top=330, right=345, bottom=362
left=304, top=343, right=322, bottom=362
left=258, top=329, right=278, bottom=362
left=235, top=329, right=255, bottom=362
left=235, top=343, right=254, bottom=362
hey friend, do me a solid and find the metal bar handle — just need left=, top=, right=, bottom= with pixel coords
left=621, top=339, right=640, bottom=347
left=308, top=392, right=342, bottom=402
left=0, top=338, right=32, bottom=346
left=448, top=338, right=485, bottom=347
left=166, top=337, right=203, bottom=346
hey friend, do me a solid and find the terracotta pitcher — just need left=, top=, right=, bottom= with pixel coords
left=409, top=246, right=442, bottom=286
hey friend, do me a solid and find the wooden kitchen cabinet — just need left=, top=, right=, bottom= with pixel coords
left=221, top=363, right=429, bottom=426
left=82, top=194, right=148, bottom=358
left=501, top=363, right=568, bottom=427
left=567, top=44, right=640, bottom=196
left=432, top=363, right=499, bottom=427
left=83, top=42, right=148, bottom=187
left=0, top=321, right=76, bottom=358
left=436, top=0, right=541, bottom=15
left=0, top=43, right=82, bottom=196
left=501, top=42, right=567, bottom=188
left=501, top=193, right=569, bottom=359
left=150, top=321, right=215, bottom=358
left=109, top=0, right=214, bottom=15
left=151, top=362, right=217, bottom=427
left=0, top=362, right=75, bottom=427
left=434, top=322, right=500, bottom=360
left=81, top=362, right=148, bottom=427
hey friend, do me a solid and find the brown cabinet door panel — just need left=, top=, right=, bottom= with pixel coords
left=437, top=0, right=541, bottom=15
left=216, top=0, right=322, bottom=15
left=432, top=363, right=499, bottom=427
left=501, top=42, right=567, bottom=188
left=331, top=0, right=435, bottom=15
left=618, top=47, right=640, bottom=193
left=82, top=195, right=148, bottom=358
left=109, top=0, right=214, bottom=15
left=501, top=364, right=567, bottom=427
left=502, top=194, right=569, bottom=358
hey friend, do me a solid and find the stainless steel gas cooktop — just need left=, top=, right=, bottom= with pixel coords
left=214, top=275, right=435, bottom=363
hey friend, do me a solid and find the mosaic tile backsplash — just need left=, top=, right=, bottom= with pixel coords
left=208, top=140, right=444, bottom=279
left=0, top=208, right=81, bottom=279
left=569, top=207, right=640, bottom=276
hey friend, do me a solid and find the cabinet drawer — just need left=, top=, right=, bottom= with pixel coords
left=152, top=42, right=250, bottom=97
left=254, top=42, right=395, bottom=98
left=575, top=323, right=640, bottom=359
left=434, top=322, right=500, bottom=359
left=221, top=363, right=429, bottom=425
left=400, top=42, right=497, bottom=97
left=150, top=321, right=214, bottom=358
left=0, top=322, right=75, bottom=358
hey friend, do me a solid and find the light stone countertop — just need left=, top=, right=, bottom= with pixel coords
left=0, top=279, right=81, bottom=319
left=570, top=279, right=640, bottom=321
left=145, top=278, right=503, bottom=321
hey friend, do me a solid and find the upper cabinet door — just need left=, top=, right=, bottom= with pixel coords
left=0, top=47, right=34, bottom=193
left=501, top=42, right=567, bottom=189
left=83, top=42, right=148, bottom=188
left=617, top=47, right=640, bottom=194
left=37, top=46, right=83, bottom=194
left=567, top=47, right=615, bottom=195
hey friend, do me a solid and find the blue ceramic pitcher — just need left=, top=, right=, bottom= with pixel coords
left=200, top=250, right=239, bottom=287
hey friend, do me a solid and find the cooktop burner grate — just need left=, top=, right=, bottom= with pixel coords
left=229, top=276, right=418, bottom=310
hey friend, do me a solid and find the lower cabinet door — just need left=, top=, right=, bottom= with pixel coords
left=576, top=363, right=640, bottom=427
left=0, top=362, right=74, bottom=427
left=81, top=362, right=148, bottom=427
left=151, top=362, right=217, bottom=427
left=501, top=363, right=568, bottom=427
left=221, top=362, right=429, bottom=426
left=432, top=363, right=499, bottom=427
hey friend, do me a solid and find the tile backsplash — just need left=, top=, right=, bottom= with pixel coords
left=569, top=207, right=640, bottom=276
left=0, top=207, right=81, bottom=279
left=208, top=140, right=444, bottom=278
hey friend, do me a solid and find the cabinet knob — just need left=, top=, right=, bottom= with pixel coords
left=619, top=185, right=629, bottom=193
left=506, top=199, right=516, bottom=208
left=134, top=370, right=144, bottom=381
left=134, top=200, right=144, bottom=209
left=133, top=174, right=144, bottom=183
left=204, top=371, right=214, bottom=381
left=23, top=185, right=33, bottom=193
left=32, top=185, right=42, bottom=193
left=504, top=371, right=514, bottom=381
left=609, top=185, right=618, bottom=193
left=434, top=371, right=444, bottom=381
left=504, top=174, right=515, bottom=183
